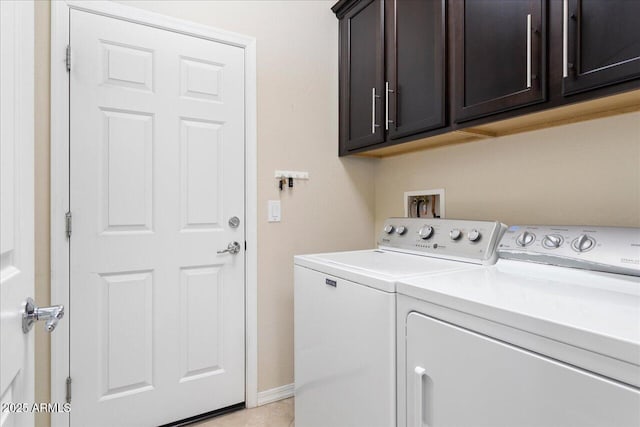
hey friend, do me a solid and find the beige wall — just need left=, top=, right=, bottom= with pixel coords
left=34, top=1, right=375, bottom=423
left=375, top=112, right=640, bottom=234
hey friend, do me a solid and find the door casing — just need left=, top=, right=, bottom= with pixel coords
left=49, top=2, right=258, bottom=425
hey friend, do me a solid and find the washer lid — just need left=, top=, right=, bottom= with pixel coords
left=294, top=249, right=479, bottom=292
left=397, top=259, right=640, bottom=373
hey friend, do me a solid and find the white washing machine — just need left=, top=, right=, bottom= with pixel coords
left=294, top=218, right=506, bottom=427
left=397, top=225, right=640, bottom=427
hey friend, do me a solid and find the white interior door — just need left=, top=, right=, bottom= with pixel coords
left=69, top=9, right=245, bottom=426
left=0, top=1, right=35, bottom=427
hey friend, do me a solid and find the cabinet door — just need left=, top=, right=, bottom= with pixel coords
left=386, top=0, right=446, bottom=140
left=405, top=313, right=640, bottom=427
left=454, top=0, right=545, bottom=123
left=563, top=0, right=640, bottom=95
left=339, top=0, right=385, bottom=153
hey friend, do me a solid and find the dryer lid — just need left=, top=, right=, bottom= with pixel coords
left=295, top=249, right=479, bottom=292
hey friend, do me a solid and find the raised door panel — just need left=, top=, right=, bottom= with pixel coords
left=563, top=0, right=640, bottom=95
left=101, top=109, right=154, bottom=233
left=339, top=0, right=384, bottom=153
left=387, top=0, right=446, bottom=140
left=454, top=0, right=546, bottom=123
left=99, top=271, right=154, bottom=399
left=179, top=119, right=223, bottom=231
left=179, top=266, right=224, bottom=381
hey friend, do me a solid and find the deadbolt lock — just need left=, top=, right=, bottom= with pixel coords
left=229, top=216, right=240, bottom=228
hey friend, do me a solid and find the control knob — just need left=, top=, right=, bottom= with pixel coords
left=468, top=229, right=481, bottom=242
left=418, top=225, right=434, bottom=240
left=516, top=231, right=536, bottom=247
left=572, top=234, right=595, bottom=252
left=383, top=224, right=395, bottom=234
left=396, top=226, right=407, bottom=235
left=542, top=234, right=563, bottom=249
left=450, top=229, right=462, bottom=241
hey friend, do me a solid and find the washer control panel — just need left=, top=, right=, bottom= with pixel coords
left=378, top=218, right=506, bottom=264
left=499, top=225, right=640, bottom=276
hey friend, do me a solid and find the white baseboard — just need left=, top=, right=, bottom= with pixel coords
left=256, top=383, right=294, bottom=406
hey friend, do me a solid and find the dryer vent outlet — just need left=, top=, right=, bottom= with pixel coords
left=405, top=189, right=445, bottom=219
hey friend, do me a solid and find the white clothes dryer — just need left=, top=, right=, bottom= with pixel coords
left=294, top=218, right=506, bottom=427
left=396, top=225, right=640, bottom=427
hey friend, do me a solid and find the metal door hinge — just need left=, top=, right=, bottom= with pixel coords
left=65, top=377, right=72, bottom=403
left=65, top=211, right=72, bottom=239
left=66, top=45, right=71, bottom=71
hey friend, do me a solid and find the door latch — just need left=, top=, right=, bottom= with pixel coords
left=217, top=241, right=241, bottom=255
left=22, top=297, right=65, bottom=333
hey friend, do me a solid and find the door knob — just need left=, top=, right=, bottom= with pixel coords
left=23, top=297, right=65, bottom=333
left=217, top=241, right=241, bottom=255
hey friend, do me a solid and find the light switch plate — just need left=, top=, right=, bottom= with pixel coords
left=268, top=200, right=281, bottom=222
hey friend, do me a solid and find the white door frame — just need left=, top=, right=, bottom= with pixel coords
left=50, top=2, right=258, bottom=425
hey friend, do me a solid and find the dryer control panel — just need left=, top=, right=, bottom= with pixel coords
left=499, top=225, right=640, bottom=276
left=378, top=218, right=507, bottom=265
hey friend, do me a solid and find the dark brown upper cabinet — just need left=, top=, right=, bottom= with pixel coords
left=334, top=0, right=448, bottom=155
left=333, top=0, right=639, bottom=157
left=336, top=0, right=385, bottom=153
left=386, top=0, right=447, bottom=140
left=563, top=0, right=640, bottom=96
left=453, top=0, right=546, bottom=123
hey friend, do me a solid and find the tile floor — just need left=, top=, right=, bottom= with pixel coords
left=193, top=398, right=294, bottom=427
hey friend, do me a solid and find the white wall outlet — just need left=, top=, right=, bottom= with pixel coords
left=268, top=200, right=281, bottom=222
left=404, top=189, right=445, bottom=218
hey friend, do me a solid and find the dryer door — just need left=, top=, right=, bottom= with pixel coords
left=405, top=313, right=640, bottom=427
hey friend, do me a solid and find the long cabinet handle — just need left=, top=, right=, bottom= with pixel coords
left=371, top=87, right=381, bottom=134
left=414, top=366, right=427, bottom=427
left=526, top=13, right=532, bottom=88
left=565, top=0, right=580, bottom=77
left=385, top=81, right=394, bottom=131
left=563, top=0, right=568, bottom=77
